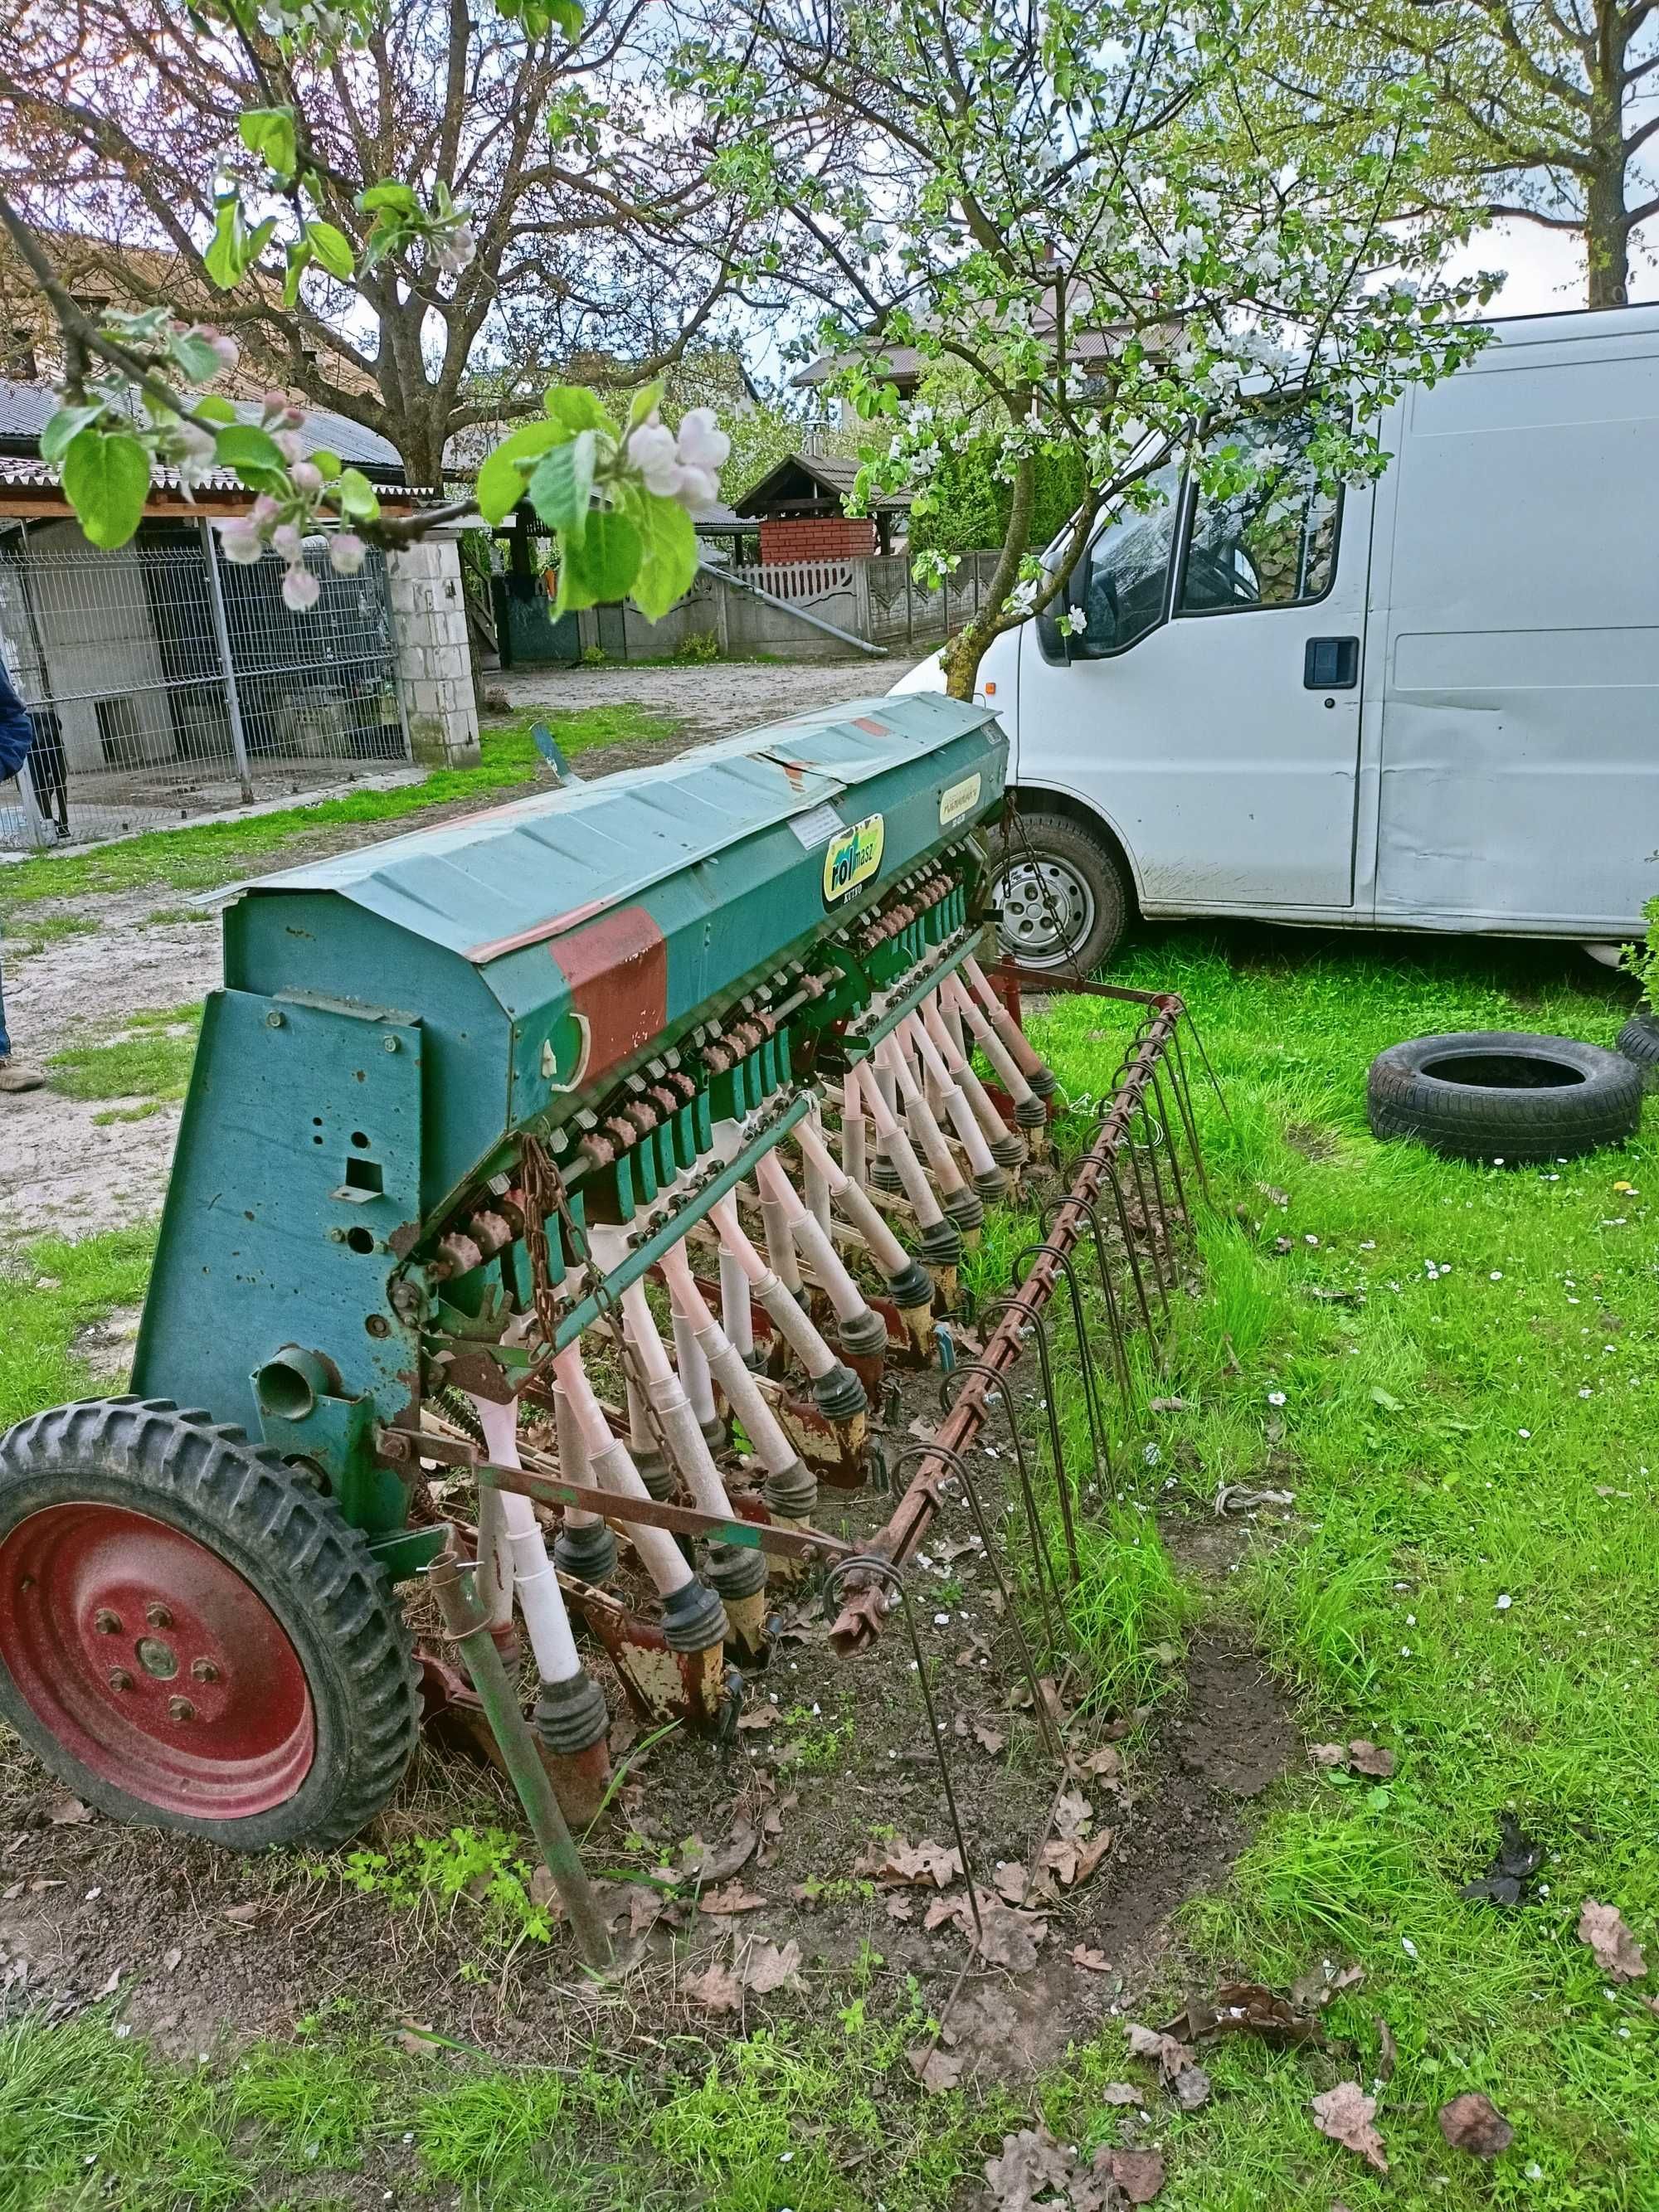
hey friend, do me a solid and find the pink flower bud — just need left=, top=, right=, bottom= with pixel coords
left=328, top=530, right=367, bottom=576
left=282, top=562, right=322, bottom=612
left=250, top=494, right=281, bottom=527
left=272, top=522, right=303, bottom=562
left=216, top=519, right=265, bottom=565
left=290, top=459, right=324, bottom=494
left=261, top=387, right=289, bottom=419
left=207, top=331, right=239, bottom=373
left=274, top=430, right=305, bottom=464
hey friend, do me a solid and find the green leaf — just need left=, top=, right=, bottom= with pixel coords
left=555, top=508, right=641, bottom=614
left=336, top=467, right=380, bottom=521
left=40, top=405, right=102, bottom=465
left=282, top=240, right=314, bottom=308
left=309, top=448, right=343, bottom=480
left=238, top=105, right=298, bottom=180
left=475, top=419, right=571, bottom=523
left=544, top=385, right=615, bottom=438
left=625, top=381, right=663, bottom=434
left=61, top=429, right=149, bottom=550
left=526, top=429, right=596, bottom=541
left=214, top=424, right=285, bottom=474
left=358, top=180, right=421, bottom=216
left=548, top=0, right=583, bottom=36
left=168, top=331, right=223, bottom=383
left=203, top=199, right=245, bottom=291
left=306, top=219, right=355, bottom=281
left=630, top=491, right=697, bottom=620
left=192, top=395, right=238, bottom=425
left=1370, top=1384, right=1404, bottom=1413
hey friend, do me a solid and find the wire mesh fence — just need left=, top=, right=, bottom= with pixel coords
left=0, top=523, right=408, bottom=850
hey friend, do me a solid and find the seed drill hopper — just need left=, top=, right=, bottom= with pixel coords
left=0, top=693, right=1211, bottom=1879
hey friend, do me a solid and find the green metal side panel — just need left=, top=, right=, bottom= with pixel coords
left=131, top=989, right=426, bottom=1436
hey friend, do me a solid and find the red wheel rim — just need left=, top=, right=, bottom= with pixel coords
left=0, top=1503, right=314, bottom=1819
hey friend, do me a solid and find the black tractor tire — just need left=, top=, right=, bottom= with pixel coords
left=1616, top=1006, right=1659, bottom=1091
left=0, top=1397, right=420, bottom=1851
left=1367, top=1031, right=1644, bottom=1164
left=990, top=807, right=1131, bottom=975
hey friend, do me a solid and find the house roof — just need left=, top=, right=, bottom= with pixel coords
left=792, top=312, right=1129, bottom=391
left=0, top=380, right=406, bottom=493
left=732, top=451, right=909, bottom=518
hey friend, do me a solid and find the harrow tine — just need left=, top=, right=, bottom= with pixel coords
left=1179, top=1004, right=1232, bottom=1121
left=1043, top=1194, right=1140, bottom=1431
left=893, top=1443, right=1067, bottom=1769
left=940, top=1358, right=1072, bottom=1669
left=823, top=1548, right=985, bottom=1945
left=1165, top=1022, right=1213, bottom=1204
left=1147, top=1063, right=1193, bottom=1237
left=1013, top=1242, right=1112, bottom=1492
left=974, top=1295, right=1082, bottom=1586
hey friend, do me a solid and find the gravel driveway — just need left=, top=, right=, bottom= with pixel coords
left=1, top=657, right=922, bottom=1241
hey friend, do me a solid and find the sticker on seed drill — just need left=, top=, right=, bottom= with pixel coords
left=823, top=813, right=885, bottom=903
left=939, top=772, right=981, bottom=829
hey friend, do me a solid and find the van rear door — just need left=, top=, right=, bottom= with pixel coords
left=1371, top=314, right=1659, bottom=936
left=1018, top=415, right=1370, bottom=912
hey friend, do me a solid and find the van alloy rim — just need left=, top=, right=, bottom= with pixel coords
left=0, top=1501, right=314, bottom=1816
left=995, top=855, right=1096, bottom=968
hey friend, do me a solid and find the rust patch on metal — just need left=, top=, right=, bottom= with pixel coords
left=547, top=905, right=669, bottom=1091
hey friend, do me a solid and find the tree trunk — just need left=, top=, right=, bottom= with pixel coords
left=941, top=455, right=1035, bottom=701
left=1585, top=153, right=1630, bottom=307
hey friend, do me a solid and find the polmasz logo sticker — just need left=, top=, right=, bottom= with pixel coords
left=939, top=771, right=981, bottom=828
left=823, top=814, right=885, bottom=903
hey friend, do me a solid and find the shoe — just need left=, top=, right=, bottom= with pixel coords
left=0, top=1057, right=46, bottom=1093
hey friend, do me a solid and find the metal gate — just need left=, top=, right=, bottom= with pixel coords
left=0, top=521, right=409, bottom=851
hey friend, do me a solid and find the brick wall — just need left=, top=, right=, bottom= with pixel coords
left=758, top=515, right=877, bottom=564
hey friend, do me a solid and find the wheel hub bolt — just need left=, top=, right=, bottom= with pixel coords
left=167, top=1696, right=196, bottom=1723
left=145, top=1602, right=173, bottom=1629
left=108, top=1668, right=133, bottom=1691
left=93, top=1608, right=121, bottom=1634
left=190, top=1658, right=219, bottom=1683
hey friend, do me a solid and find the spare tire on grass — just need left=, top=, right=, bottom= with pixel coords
left=1367, top=1031, right=1643, bottom=1164
left=1616, top=1006, right=1659, bottom=1091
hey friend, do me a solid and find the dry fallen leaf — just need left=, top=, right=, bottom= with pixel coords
left=885, top=1896, right=914, bottom=1923
left=162, top=1946, right=182, bottom=1974
left=1169, top=1981, right=1326, bottom=2049
left=994, top=1862, right=1032, bottom=1908
left=908, top=2041, right=965, bottom=2093
left=738, top=1938, right=802, bottom=1995
left=1308, top=1742, right=1346, bottom=1767
left=1072, top=1945, right=1112, bottom=1974
left=222, top=1901, right=263, bottom=1926
left=684, top=1822, right=758, bottom=1885
left=1074, top=1746, right=1121, bottom=1780
left=923, top=1893, right=965, bottom=1932
left=1438, top=2091, right=1514, bottom=2159
left=736, top=1706, right=777, bottom=1732
left=1101, top=2082, right=1140, bottom=2105
left=1347, top=1739, right=1395, bottom=1778
left=1171, top=2063, right=1212, bottom=2111
left=683, top=1961, right=743, bottom=2013
left=1109, top=2147, right=1167, bottom=2205
left=860, top=1837, right=964, bottom=1889
left=46, top=1796, right=94, bottom=1826
left=1053, top=1788, right=1093, bottom=1839
left=973, top=1898, right=1046, bottom=1971
left=984, top=2127, right=1073, bottom=2211
left=1578, top=1898, right=1647, bottom=1981
left=1375, top=2015, right=1397, bottom=2087
left=698, top=1881, right=766, bottom=1916
left=1126, top=2022, right=1196, bottom=2080
left=627, top=1886, right=668, bottom=1939
left=1311, top=2082, right=1388, bottom=2173
left=95, top=1966, right=121, bottom=1997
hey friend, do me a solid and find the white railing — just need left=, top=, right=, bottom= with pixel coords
left=734, top=558, right=857, bottom=605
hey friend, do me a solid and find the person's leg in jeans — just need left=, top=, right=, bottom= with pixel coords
left=0, top=934, right=46, bottom=1093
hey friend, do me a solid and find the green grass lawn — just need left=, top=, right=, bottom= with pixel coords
left=0, top=707, right=679, bottom=909
left=1, top=925, right=1655, bottom=2209
left=46, top=1004, right=202, bottom=1113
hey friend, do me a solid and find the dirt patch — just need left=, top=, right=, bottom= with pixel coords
left=494, top=655, right=922, bottom=742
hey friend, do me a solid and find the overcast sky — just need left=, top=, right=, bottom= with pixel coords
left=1450, top=217, right=1659, bottom=316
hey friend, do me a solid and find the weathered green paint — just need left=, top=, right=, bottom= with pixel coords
left=129, top=693, right=1009, bottom=1529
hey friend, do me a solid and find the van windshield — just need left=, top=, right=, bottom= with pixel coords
left=1062, top=460, right=1183, bottom=655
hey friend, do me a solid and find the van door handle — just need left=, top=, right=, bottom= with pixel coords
left=1304, top=636, right=1359, bottom=689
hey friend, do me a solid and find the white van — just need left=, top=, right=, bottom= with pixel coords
left=893, top=304, right=1659, bottom=970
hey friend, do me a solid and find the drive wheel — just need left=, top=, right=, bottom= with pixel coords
left=0, top=1397, right=419, bottom=1850
left=990, top=809, right=1129, bottom=974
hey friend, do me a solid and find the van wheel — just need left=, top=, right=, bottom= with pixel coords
left=991, top=810, right=1129, bottom=974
